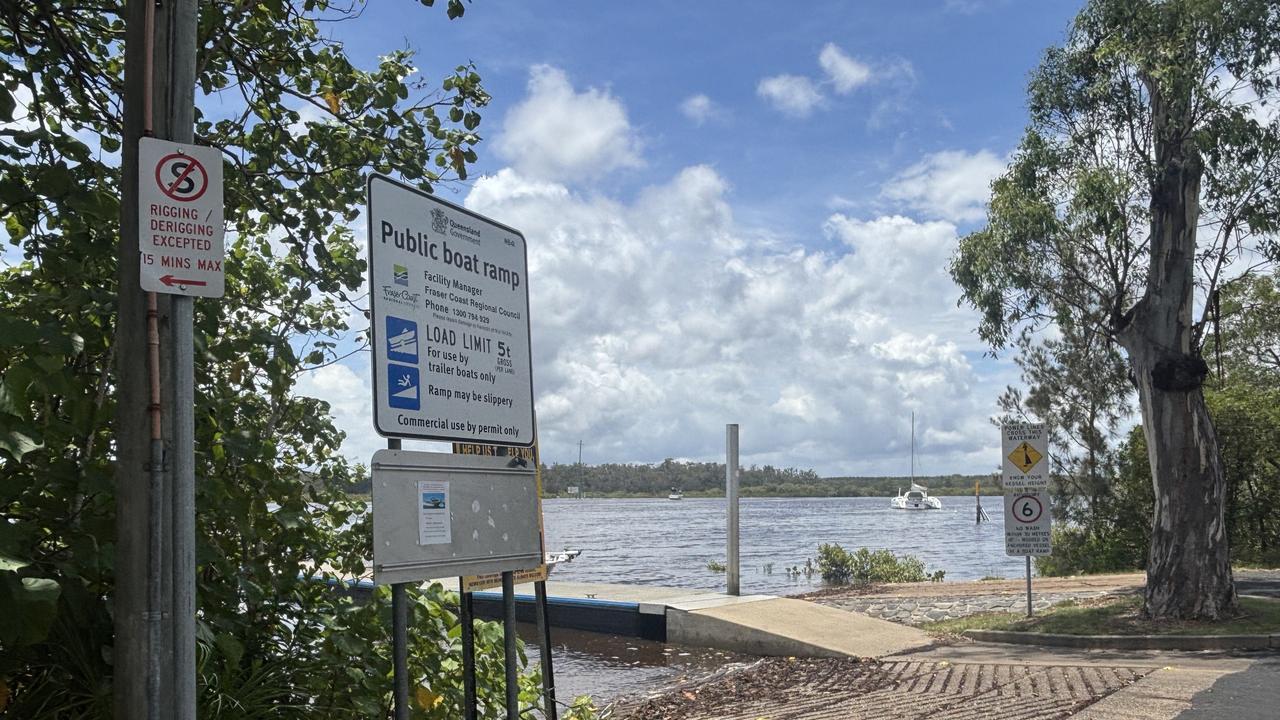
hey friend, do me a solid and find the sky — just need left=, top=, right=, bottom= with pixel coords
left=285, top=0, right=1091, bottom=477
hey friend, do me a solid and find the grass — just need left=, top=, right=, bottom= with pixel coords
left=922, top=595, right=1280, bottom=637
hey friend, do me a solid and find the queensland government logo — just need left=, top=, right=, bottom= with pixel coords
left=430, top=208, right=449, bottom=235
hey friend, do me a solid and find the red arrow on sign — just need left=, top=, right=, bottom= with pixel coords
left=160, top=274, right=208, bottom=288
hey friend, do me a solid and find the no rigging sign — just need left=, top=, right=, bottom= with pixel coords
left=138, top=138, right=225, bottom=297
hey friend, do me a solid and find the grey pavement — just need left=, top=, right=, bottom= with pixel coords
left=1174, top=656, right=1280, bottom=720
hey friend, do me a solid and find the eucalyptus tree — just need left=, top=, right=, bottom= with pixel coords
left=997, top=323, right=1132, bottom=533
left=951, top=0, right=1280, bottom=619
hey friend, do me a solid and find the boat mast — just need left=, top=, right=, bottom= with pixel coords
left=910, top=411, right=915, bottom=483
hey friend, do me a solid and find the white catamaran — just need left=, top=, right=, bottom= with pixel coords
left=891, top=412, right=942, bottom=510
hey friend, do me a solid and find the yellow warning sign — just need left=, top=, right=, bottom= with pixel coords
left=1008, top=441, right=1043, bottom=473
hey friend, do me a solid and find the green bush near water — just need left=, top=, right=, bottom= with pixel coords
left=815, top=544, right=934, bottom=585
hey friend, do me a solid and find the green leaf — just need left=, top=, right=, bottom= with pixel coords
left=0, top=574, right=61, bottom=647
left=32, top=164, right=73, bottom=198
left=4, top=214, right=27, bottom=242
left=0, top=86, right=15, bottom=122
left=214, top=632, right=244, bottom=668
left=0, top=554, right=29, bottom=572
left=0, top=429, right=42, bottom=461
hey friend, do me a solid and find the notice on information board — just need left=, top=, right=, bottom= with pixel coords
left=417, top=480, right=451, bottom=546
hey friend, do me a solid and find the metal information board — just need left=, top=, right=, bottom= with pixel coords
left=1001, top=422, right=1048, bottom=489
left=371, top=450, right=542, bottom=585
left=1004, top=488, right=1053, bottom=556
left=366, top=174, right=535, bottom=446
left=452, top=441, right=549, bottom=592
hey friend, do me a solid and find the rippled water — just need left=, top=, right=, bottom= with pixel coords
left=541, top=496, right=1028, bottom=594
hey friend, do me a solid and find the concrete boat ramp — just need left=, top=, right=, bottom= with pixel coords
left=436, top=579, right=933, bottom=659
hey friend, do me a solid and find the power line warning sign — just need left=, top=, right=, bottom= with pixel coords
left=138, top=138, right=225, bottom=298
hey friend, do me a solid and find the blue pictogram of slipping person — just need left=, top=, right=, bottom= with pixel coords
left=388, top=364, right=420, bottom=410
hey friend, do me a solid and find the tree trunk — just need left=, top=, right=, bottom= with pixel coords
left=1118, top=79, right=1236, bottom=620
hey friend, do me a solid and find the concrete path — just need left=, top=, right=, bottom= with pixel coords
left=435, top=578, right=935, bottom=659
left=669, top=597, right=934, bottom=658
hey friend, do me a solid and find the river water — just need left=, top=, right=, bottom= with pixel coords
left=520, top=496, right=1030, bottom=707
left=541, top=496, right=1029, bottom=595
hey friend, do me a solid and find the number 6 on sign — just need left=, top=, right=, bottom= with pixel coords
left=1004, top=488, right=1052, bottom=556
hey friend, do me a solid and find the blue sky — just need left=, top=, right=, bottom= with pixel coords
left=288, top=1, right=1091, bottom=476
left=343, top=0, right=1078, bottom=215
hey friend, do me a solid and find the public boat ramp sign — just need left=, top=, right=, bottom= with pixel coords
left=138, top=137, right=225, bottom=297
left=366, top=174, right=535, bottom=446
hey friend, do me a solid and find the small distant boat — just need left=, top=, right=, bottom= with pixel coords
left=545, top=549, right=581, bottom=566
left=892, top=482, right=942, bottom=510
left=891, top=412, right=942, bottom=511
left=667, top=488, right=684, bottom=500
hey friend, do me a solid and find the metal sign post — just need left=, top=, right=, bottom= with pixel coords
left=1026, top=556, right=1033, bottom=617
left=453, top=438, right=556, bottom=718
left=502, top=571, right=519, bottom=720
left=535, top=580, right=558, bottom=720
left=387, top=437, right=409, bottom=720
left=460, top=581, right=478, bottom=720
left=1001, top=423, right=1052, bottom=617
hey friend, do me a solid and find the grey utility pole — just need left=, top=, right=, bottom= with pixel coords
left=116, top=1, right=199, bottom=718
left=155, top=4, right=199, bottom=717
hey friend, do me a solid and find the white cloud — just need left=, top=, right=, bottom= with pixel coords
left=881, top=149, right=1006, bottom=223
left=680, top=94, right=717, bottom=125
left=494, top=65, right=642, bottom=183
left=757, top=75, right=826, bottom=118
left=456, top=165, right=1003, bottom=475
left=294, top=362, right=380, bottom=463
left=819, top=43, right=872, bottom=94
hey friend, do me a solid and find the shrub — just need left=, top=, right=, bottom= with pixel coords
left=1034, top=526, right=1146, bottom=576
left=815, top=544, right=931, bottom=585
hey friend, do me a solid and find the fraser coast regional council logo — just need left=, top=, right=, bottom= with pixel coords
left=430, top=208, right=449, bottom=235
left=393, top=264, right=409, bottom=286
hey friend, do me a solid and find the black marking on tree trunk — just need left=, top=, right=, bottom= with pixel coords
left=1150, top=355, right=1208, bottom=392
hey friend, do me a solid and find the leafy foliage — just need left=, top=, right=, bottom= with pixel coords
left=814, top=544, right=931, bottom=585
left=997, top=323, right=1132, bottom=533
left=1038, top=274, right=1280, bottom=575
left=951, top=0, right=1280, bottom=619
left=0, top=1, right=545, bottom=717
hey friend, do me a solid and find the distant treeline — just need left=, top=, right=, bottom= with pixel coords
left=540, top=459, right=997, bottom=498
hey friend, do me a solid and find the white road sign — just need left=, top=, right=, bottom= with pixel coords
left=366, top=174, right=535, bottom=446
left=1004, top=488, right=1052, bottom=556
left=1001, top=422, right=1049, bottom=489
left=138, top=137, right=225, bottom=297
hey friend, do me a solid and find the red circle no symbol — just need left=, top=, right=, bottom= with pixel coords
left=155, top=152, right=208, bottom=202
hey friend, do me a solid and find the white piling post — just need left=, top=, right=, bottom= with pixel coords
left=726, top=424, right=740, bottom=596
